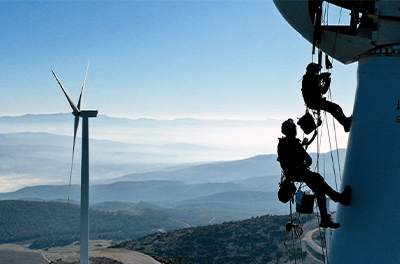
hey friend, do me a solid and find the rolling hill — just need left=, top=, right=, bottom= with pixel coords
left=0, top=200, right=187, bottom=247
left=113, top=213, right=317, bottom=264
left=0, top=180, right=288, bottom=217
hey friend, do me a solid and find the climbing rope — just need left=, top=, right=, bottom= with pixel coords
left=315, top=210, right=328, bottom=263
left=322, top=111, right=339, bottom=190
left=312, top=1, right=344, bottom=189
left=283, top=197, right=306, bottom=264
left=285, top=4, right=347, bottom=263
left=326, top=88, right=343, bottom=181
left=304, top=2, right=347, bottom=262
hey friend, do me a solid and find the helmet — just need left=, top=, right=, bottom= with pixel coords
left=281, top=118, right=296, bottom=136
left=306, top=62, right=322, bottom=73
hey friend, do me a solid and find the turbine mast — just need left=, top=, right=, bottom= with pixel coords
left=52, top=66, right=97, bottom=264
left=80, top=111, right=97, bottom=264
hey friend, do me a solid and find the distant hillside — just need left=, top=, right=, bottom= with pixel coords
left=0, top=113, right=282, bottom=127
left=114, top=214, right=316, bottom=264
left=0, top=130, right=283, bottom=194
left=177, top=190, right=286, bottom=216
left=0, top=200, right=214, bottom=249
left=91, top=201, right=163, bottom=211
left=99, top=149, right=345, bottom=187
left=0, top=181, right=252, bottom=204
left=108, top=154, right=282, bottom=184
left=0, top=131, right=219, bottom=189
left=0, top=180, right=289, bottom=217
left=0, top=130, right=284, bottom=186
left=0, top=113, right=285, bottom=168
left=0, top=113, right=346, bottom=194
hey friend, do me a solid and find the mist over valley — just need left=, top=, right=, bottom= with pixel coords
left=0, top=113, right=345, bottom=263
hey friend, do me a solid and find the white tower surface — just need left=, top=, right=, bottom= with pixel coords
left=273, top=1, right=400, bottom=263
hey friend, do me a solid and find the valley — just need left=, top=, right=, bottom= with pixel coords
left=0, top=114, right=345, bottom=263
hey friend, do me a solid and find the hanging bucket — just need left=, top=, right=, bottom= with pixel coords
left=296, top=191, right=315, bottom=214
left=297, top=112, right=317, bottom=135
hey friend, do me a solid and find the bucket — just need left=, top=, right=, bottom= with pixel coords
left=296, top=191, right=315, bottom=214
left=297, top=112, right=317, bottom=135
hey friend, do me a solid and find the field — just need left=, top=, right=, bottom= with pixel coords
left=0, top=240, right=112, bottom=263
left=0, top=250, right=48, bottom=264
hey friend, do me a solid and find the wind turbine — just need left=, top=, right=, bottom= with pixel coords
left=51, top=63, right=97, bottom=264
left=274, top=0, right=400, bottom=263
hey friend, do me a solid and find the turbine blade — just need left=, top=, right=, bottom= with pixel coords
left=77, top=61, right=90, bottom=110
left=68, top=115, right=80, bottom=205
left=51, top=70, right=79, bottom=115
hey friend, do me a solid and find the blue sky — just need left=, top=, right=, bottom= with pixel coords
left=0, top=1, right=360, bottom=191
left=0, top=0, right=358, bottom=120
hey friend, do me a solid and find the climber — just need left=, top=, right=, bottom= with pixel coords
left=302, top=62, right=352, bottom=132
left=277, top=118, right=351, bottom=228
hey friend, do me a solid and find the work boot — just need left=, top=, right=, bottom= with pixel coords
left=339, top=185, right=351, bottom=206
left=344, top=116, right=352, bottom=132
left=320, top=214, right=340, bottom=229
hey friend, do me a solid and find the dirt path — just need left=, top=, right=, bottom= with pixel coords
left=302, top=228, right=325, bottom=263
left=92, top=248, right=161, bottom=264
left=37, top=251, right=51, bottom=263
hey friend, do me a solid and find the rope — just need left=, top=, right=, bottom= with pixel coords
left=322, top=1, right=329, bottom=25
left=305, top=4, right=346, bottom=263
left=327, top=88, right=343, bottom=181
left=322, top=1, right=343, bottom=186
left=297, top=213, right=305, bottom=263
left=322, top=1, right=342, bottom=61
left=315, top=205, right=328, bottom=264
left=332, top=7, right=343, bottom=59
left=314, top=112, right=323, bottom=174
left=290, top=201, right=297, bottom=264
left=324, top=229, right=330, bottom=264
left=322, top=111, right=339, bottom=190
left=283, top=191, right=307, bottom=264
left=314, top=113, right=327, bottom=264
left=313, top=109, right=345, bottom=264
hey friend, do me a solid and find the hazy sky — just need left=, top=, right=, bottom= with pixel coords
left=0, top=1, right=361, bottom=191
left=1, top=0, right=358, bottom=121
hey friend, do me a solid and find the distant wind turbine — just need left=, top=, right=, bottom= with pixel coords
left=51, top=62, right=97, bottom=264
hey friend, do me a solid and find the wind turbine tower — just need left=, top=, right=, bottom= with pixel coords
left=274, top=1, right=400, bottom=263
left=52, top=65, right=97, bottom=264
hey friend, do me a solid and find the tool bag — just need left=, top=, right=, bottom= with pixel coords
left=278, top=179, right=296, bottom=204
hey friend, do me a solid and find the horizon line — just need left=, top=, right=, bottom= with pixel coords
left=0, top=112, right=287, bottom=122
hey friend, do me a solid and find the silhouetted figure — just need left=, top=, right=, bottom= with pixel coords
left=302, top=62, right=352, bottom=132
left=277, top=118, right=351, bottom=228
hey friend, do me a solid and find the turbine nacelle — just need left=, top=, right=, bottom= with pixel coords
left=69, top=110, right=98, bottom=118
left=273, top=0, right=400, bottom=64
left=70, top=110, right=98, bottom=118
left=80, top=110, right=98, bottom=118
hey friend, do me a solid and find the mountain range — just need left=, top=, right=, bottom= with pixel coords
left=0, top=113, right=283, bottom=163
left=0, top=180, right=287, bottom=215
left=0, top=113, right=346, bottom=263
left=0, top=131, right=345, bottom=189
left=0, top=112, right=345, bottom=222
left=0, top=113, right=345, bottom=189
